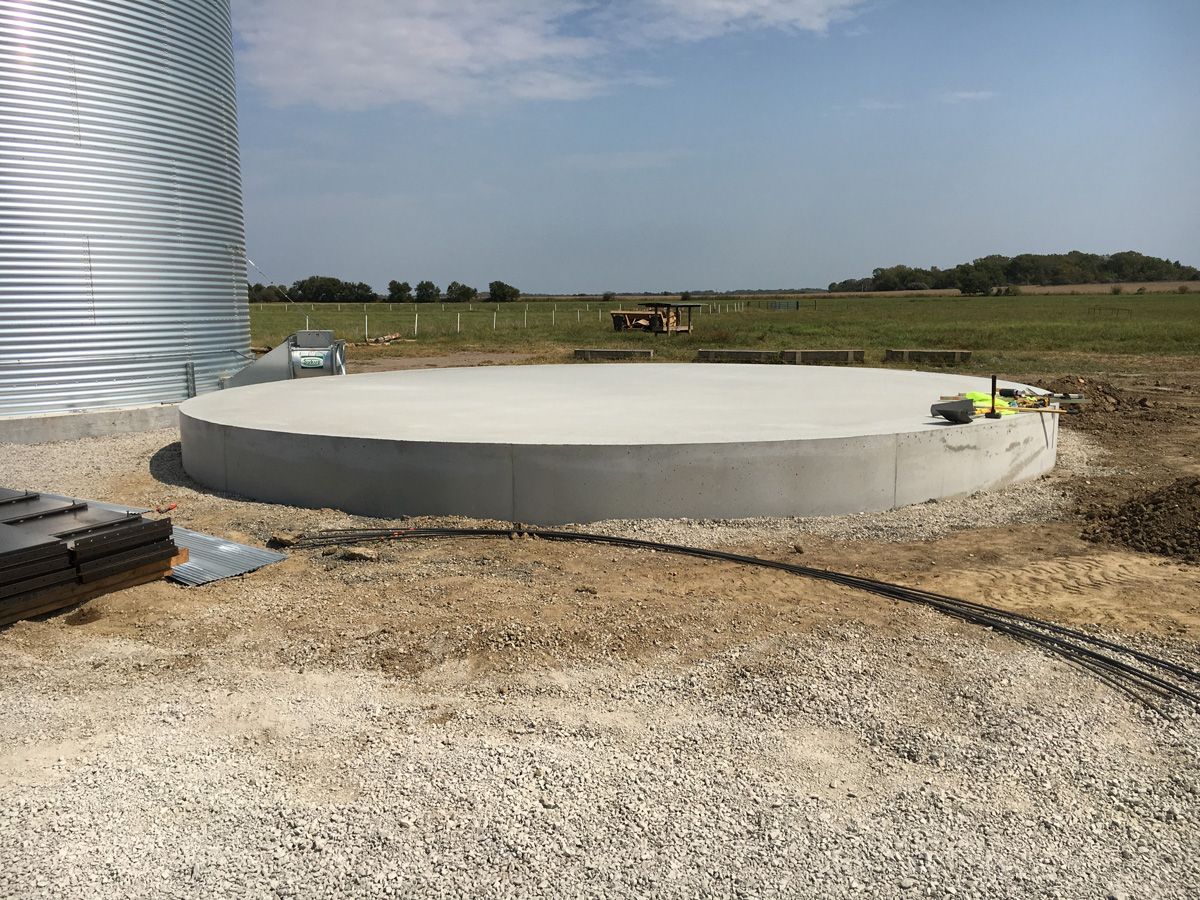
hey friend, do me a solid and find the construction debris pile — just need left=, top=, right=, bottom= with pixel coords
left=1039, top=375, right=1178, bottom=437
left=0, top=488, right=180, bottom=627
left=1084, top=476, right=1200, bottom=564
left=931, top=381, right=1081, bottom=425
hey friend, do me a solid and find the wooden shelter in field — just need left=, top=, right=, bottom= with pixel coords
left=610, top=301, right=701, bottom=335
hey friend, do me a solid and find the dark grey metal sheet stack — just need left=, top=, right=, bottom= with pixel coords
left=0, top=488, right=178, bottom=627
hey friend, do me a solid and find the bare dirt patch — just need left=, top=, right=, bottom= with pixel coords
left=350, top=350, right=538, bottom=372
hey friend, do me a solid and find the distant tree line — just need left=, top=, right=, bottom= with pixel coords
left=247, top=277, right=520, bottom=304
left=828, top=251, right=1199, bottom=296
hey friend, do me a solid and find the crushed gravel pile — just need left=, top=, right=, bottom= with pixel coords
left=585, top=485, right=1071, bottom=549
left=1085, top=477, right=1200, bottom=564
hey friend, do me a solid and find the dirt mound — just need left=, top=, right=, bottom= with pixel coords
left=1039, top=376, right=1129, bottom=411
left=1083, top=477, right=1200, bottom=563
left=1036, top=375, right=1175, bottom=435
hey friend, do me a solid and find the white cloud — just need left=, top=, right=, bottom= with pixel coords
left=939, top=90, right=998, bottom=104
left=233, top=0, right=602, bottom=111
left=233, top=0, right=868, bottom=111
left=609, top=0, right=865, bottom=43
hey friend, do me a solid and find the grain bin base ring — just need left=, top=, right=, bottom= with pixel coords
left=179, top=365, right=1058, bottom=525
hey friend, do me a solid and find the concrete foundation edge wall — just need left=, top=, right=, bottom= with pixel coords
left=180, top=410, right=1058, bottom=525
left=696, top=349, right=783, bottom=363
left=782, top=350, right=865, bottom=365
left=885, top=349, right=973, bottom=365
left=0, top=404, right=179, bottom=444
left=574, top=349, right=654, bottom=360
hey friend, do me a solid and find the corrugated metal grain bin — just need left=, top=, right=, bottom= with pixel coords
left=0, top=0, right=249, bottom=417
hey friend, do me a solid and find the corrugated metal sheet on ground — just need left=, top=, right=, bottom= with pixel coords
left=169, top=527, right=286, bottom=586
left=39, top=496, right=284, bottom=586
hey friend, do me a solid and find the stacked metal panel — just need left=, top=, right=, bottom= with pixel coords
left=0, top=488, right=178, bottom=626
left=0, top=0, right=250, bottom=417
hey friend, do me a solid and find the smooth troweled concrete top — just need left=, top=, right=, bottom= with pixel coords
left=180, top=365, right=1039, bottom=446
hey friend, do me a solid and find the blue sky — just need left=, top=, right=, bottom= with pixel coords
left=232, top=0, right=1200, bottom=293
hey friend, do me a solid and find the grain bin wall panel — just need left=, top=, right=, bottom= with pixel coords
left=0, top=0, right=249, bottom=417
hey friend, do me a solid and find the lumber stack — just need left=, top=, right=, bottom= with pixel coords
left=0, top=488, right=181, bottom=627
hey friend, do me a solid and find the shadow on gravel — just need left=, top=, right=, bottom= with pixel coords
left=149, top=441, right=203, bottom=490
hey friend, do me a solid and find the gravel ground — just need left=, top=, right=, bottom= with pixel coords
left=1, top=424, right=1197, bottom=899
left=1, top=609, right=1197, bottom=900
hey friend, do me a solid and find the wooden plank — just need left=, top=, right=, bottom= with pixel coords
left=0, top=559, right=172, bottom=628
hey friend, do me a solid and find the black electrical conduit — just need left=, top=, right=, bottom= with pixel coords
left=292, top=526, right=1200, bottom=711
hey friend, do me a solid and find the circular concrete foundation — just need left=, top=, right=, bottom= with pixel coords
left=179, top=365, right=1058, bottom=524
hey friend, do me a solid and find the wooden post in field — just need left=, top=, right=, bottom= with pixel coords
left=456, top=312, right=461, bottom=333
left=576, top=310, right=580, bottom=323
left=493, top=310, right=497, bottom=330
left=552, top=308, right=556, bottom=326
left=305, top=315, right=309, bottom=329
left=364, top=315, right=369, bottom=341
left=414, top=312, right=418, bottom=336
left=524, top=307, right=528, bottom=328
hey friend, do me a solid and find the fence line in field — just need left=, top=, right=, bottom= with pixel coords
left=250, top=298, right=777, bottom=344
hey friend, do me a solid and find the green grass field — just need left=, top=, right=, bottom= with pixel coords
left=249, top=292, right=1200, bottom=374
